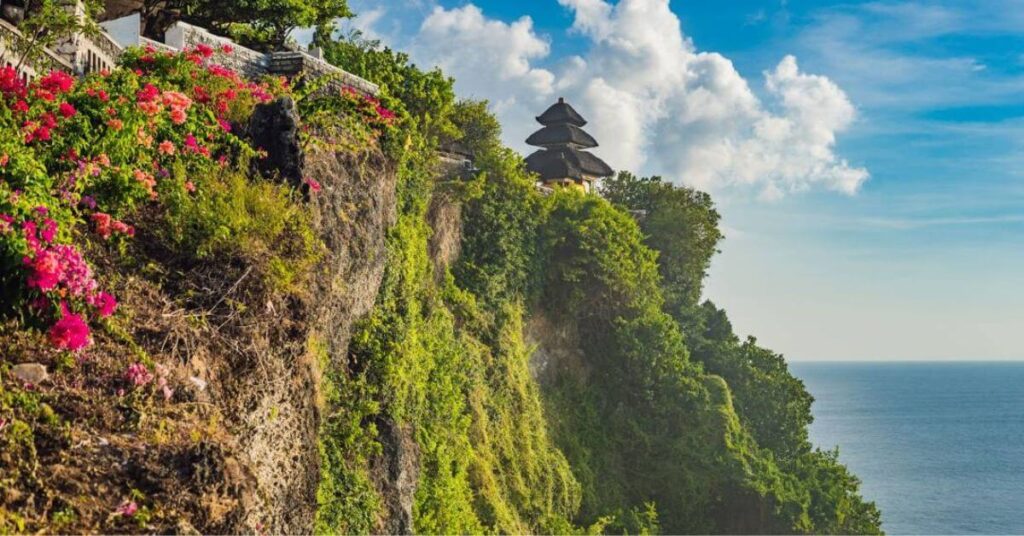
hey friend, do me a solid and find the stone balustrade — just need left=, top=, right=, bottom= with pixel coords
left=0, top=16, right=76, bottom=81
left=1, top=5, right=379, bottom=99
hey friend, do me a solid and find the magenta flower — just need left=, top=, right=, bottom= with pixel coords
left=115, top=501, right=138, bottom=517
left=90, top=291, right=118, bottom=318
left=49, top=302, right=91, bottom=351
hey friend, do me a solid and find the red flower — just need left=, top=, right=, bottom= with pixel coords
left=38, top=71, right=75, bottom=94
left=195, top=43, right=214, bottom=58
left=92, top=212, right=113, bottom=239
left=170, top=108, right=187, bottom=124
left=49, top=302, right=91, bottom=351
left=25, top=249, right=62, bottom=290
left=0, top=66, right=27, bottom=98
left=137, top=83, right=160, bottom=103
left=58, top=102, right=77, bottom=118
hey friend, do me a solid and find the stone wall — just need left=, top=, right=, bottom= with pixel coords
left=160, top=21, right=379, bottom=96
left=1, top=8, right=379, bottom=98
left=164, top=21, right=269, bottom=80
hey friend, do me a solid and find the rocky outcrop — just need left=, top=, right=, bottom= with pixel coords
left=426, top=195, right=462, bottom=280
left=249, top=97, right=305, bottom=188
left=238, top=140, right=396, bottom=532
left=524, top=312, right=589, bottom=386
left=305, top=145, right=396, bottom=371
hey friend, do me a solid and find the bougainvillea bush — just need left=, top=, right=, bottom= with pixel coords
left=0, top=44, right=296, bottom=354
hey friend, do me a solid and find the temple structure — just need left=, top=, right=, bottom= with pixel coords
left=525, top=97, right=613, bottom=193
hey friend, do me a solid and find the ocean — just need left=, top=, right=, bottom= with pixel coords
left=790, top=362, right=1024, bottom=535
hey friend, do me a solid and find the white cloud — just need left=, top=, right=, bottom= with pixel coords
left=370, top=0, right=869, bottom=198
left=411, top=5, right=558, bottom=147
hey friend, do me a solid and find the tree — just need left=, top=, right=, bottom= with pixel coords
left=154, top=0, right=352, bottom=50
left=7, top=0, right=101, bottom=71
left=600, top=171, right=722, bottom=315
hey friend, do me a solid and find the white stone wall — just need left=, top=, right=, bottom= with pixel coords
left=164, top=21, right=268, bottom=79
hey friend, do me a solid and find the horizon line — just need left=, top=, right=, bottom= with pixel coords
left=788, top=358, right=1024, bottom=363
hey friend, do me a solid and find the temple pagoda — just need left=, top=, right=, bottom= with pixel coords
left=525, top=97, right=613, bottom=193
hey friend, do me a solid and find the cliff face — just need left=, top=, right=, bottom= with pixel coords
left=0, top=96, right=399, bottom=533
left=1, top=44, right=882, bottom=534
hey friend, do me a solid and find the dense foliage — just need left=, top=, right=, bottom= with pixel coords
left=148, top=0, right=351, bottom=50
left=0, top=8, right=882, bottom=532
left=316, top=30, right=882, bottom=534
left=601, top=172, right=882, bottom=532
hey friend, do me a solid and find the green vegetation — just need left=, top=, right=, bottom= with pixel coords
left=0, top=3, right=881, bottom=531
left=152, top=0, right=351, bottom=50
left=313, top=26, right=883, bottom=535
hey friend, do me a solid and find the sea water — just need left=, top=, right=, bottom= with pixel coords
left=790, top=362, right=1024, bottom=535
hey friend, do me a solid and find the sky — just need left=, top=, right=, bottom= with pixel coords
left=350, top=0, right=1024, bottom=361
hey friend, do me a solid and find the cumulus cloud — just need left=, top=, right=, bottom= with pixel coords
left=395, top=0, right=869, bottom=198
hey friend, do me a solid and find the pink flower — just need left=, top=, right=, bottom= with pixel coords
left=40, top=218, right=57, bottom=242
left=89, top=291, right=117, bottom=317
left=0, top=154, right=8, bottom=167
left=49, top=302, right=91, bottom=351
left=220, top=44, right=233, bottom=54
left=115, top=501, right=138, bottom=517
left=155, top=364, right=174, bottom=400
left=112, top=220, right=135, bottom=236
left=195, top=43, right=214, bottom=58
left=169, top=107, right=187, bottom=124
left=217, top=118, right=231, bottom=132
left=305, top=178, right=322, bottom=193
left=158, top=140, right=175, bottom=155
left=184, top=181, right=195, bottom=193
left=161, top=90, right=192, bottom=110
left=125, top=363, right=153, bottom=386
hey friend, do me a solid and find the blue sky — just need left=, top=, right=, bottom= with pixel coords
left=360, top=0, right=1024, bottom=360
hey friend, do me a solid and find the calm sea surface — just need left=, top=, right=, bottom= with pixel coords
left=790, top=361, right=1024, bottom=535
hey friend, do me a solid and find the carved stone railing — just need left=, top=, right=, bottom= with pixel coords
left=3, top=12, right=380, bottom=98
left=63, top=28, right=123, bottom=75
left=161, top=21, right=378, bottom=96
left=0, top=17, right=76, bottom=80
